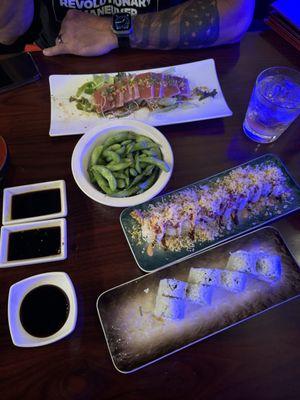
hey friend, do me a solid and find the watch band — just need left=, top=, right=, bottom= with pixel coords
left=117, top=35, right=131, bottom=49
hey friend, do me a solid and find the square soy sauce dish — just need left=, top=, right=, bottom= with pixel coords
left=2, top=180, right=67, bottom=225
left=8, top=272, right=77, bottom=347
left=0, top=218, right=67, bottom=268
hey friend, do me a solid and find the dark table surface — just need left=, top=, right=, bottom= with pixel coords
left=0, top=30, right=300, bottom=400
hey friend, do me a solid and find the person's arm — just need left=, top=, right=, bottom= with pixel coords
left=130, top=0, right=255, bottom=49
left=43, top=0, right=255, bottom=57
left=0, top=0, right=34, bottom=45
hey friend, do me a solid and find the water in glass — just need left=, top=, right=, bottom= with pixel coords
left=243, top=68, right=300, bottom=143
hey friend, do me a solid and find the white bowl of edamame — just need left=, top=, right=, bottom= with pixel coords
left=71, top=120, right=174, bottom=207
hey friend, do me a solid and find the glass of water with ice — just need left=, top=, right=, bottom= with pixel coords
left=243, top=67, right=300, bottom=143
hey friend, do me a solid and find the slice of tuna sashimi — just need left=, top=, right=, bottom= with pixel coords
left=93, top=84, right=116, bottom=112
left=93, top=71, right=191, bottom=113
left=94, top=89, right=107, bottom=113
left=173, top=76, right=191, bottom=97
left=134, top=72, right=154, bottom=99
left=161, top=74, right=180, bottom=98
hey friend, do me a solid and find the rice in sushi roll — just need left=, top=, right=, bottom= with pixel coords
left=186, top=283, right=212, bottom=305
left=255, top=253, right=281, bottom=282
left=154, top=295, right=185, bottom=320
left=157, top=278, right=187, bottom=299
left=226, top=250, right=256, bottom=274
left=220, top=270, right=247, bottom=292
left=188, top=267, right=220, bottom=286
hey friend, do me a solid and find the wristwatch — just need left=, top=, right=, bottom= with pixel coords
left=112, top=13, right=132, bottom=49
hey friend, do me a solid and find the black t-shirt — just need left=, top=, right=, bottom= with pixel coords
left=52, top=0, right=184, bottom=19
left=34, top=0, right=186, bottom=47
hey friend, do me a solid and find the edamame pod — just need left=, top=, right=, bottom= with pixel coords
left=138, top=171, right=159, bottom=192
left=90, top=145, right=104, bottom=166
left=110, top=186, right=140, bottom=198
left=128, top=166, right=157, bottom=188
left=136, top=171, right=159, bottom=194
left=102, top=149, right=121, bottom=163
left=128, top=173, right=144, bottom=188
left=88, top=168, right=96, bottom=184
left=132, top=141, right=154, bottom=152
left=136, top=134, right=156, bottom=143
left=113, top=172, right=127, bottom=179
left=106, top=161, right=132, bottom=172
left=125, top=153, right=134, bottom=164
left=117, top=179, right=126, bottom=189
left=124, top=175, right=130, bottom=187
left=126, top=142, right=135, bottom=154
left=135, top=154, right=141, bottom=174
left=116, top=146, right=126, bottom=155
left=106, top=144, right=121, bottom=151
left=144, top=165, right=156, bottom=176
left=128, top=170, right=147, bottom=188
left=91, top=165, right=117, bottom=191
left=138, top=156, right=170, bottom=172
left=129, top=168, right=138, bottom=177
left=120, top=139, right=133, bottom=146
left=92, top=169, right=113, bottom=195
left=102, top=131, right=136, bottom=148
left=142, top=148, right=162, bottom=159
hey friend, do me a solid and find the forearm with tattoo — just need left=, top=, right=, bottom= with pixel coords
left=130, top=0, right=219, bottom=49
left=0, top=0, right=34, bottom=44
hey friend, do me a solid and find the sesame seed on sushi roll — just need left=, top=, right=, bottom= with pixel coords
left=186, top=283, right=213, bottom=305
left=255, top=253, right=282, bottom=282
left=226, top=250, right=256, bottom=275
left=188, top=267, right=221, bottom=286
left=220, top=270, right=247, bottom=292
left=154, top=295, right=185, bottom=320
left=157, top=278, right=187, bottom=299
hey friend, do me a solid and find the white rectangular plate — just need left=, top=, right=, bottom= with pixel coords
left=2, top=180, right=67, bottom=225
left=49, top=59, right=232, bottom=137
left=96, top=227, right=300, bottom=373
left=0, top=218, right=67, bottom=268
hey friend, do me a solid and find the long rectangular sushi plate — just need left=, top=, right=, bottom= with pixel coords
left=120, top=154, right=300, bottom=272
left=96, top=227, right=300, bottom=373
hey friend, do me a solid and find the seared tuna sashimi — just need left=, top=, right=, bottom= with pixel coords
left=93, top=72, right=191, bottom=113
left=134, top=73, right=155, bottom=99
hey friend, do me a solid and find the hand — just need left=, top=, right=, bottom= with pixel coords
left=43, top=10, right=118, bottom=57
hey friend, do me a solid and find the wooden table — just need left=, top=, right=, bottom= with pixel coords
left=0, top=31, right=300, bottom=400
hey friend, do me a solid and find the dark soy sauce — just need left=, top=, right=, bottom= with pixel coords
left=11, top=189, right=61, bottom=219
left=7, top=227, right=61, bottom=261
left=20, top=285, right=70, bottom=337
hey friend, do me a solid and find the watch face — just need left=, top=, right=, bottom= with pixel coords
left=113, top=13, right=131, bottom=32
